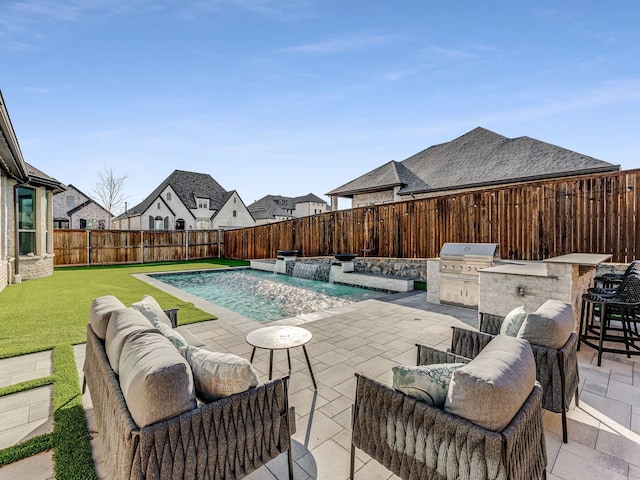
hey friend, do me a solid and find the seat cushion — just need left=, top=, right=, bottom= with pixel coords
left=182, top=345, right=260, bottom=403
left=392, top=363, right=465, bottom=407
left=517, top=300, right=574, bottom=348
left=119, top=330, right=196, bottom=427
left=89, top=295, right=126, bottom=339
left=105, top=307, right=156, bottom=373
left=444, top=335, right=536, bottom=431
left=499, top=306, right=528, bottom=337
left=131, top=295, right=173, bottom=328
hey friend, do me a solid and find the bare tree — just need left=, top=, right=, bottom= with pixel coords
left=93, top=166, right=128, bottom=226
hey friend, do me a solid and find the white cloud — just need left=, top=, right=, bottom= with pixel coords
left=281, top=33, right=404, bottom=54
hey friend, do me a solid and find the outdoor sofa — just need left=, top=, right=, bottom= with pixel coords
left=83, top=295, right=294, bottom=480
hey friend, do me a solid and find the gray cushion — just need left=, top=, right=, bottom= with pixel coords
left=105, top=308, right=155, bottom=374
left=89, top=295, right=126, bottom=339
left=131, top=295, right=173, bottom=328
left=392, top=363, right=464, bottom=407
left=499, top=306, right=528, bottom=337
left=517, top=300, right=574, bottom=348
left=119, top=330, right=196, bottom=427
left=444, top=335, right=536, bottom=431
left=182, top=345, right=260, bottom=403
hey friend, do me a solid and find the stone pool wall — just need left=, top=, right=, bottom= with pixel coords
left=300, top=257, right=428, bottom=282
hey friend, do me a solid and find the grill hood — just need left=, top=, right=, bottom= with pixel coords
left=439, top=243, right=500, bottom=261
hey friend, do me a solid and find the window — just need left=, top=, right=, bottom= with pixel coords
left=157, top=202, right=161, bottom=209
left=175, top=219, right=185, bottom=230
left=233, top=210, right=237, bottom=217
left=17, top=187, right=36, bottom=255
left=197, top=198, right=209, bottom=209
left=233, top=197, right=236, bottom=204
left=80, top=219, right=87, bottom=229
left=167, top=192, right=172, bottom=201
left=66, top=195, right=74, bottom=207
left=154, top=216, right=164, bottom=230
left=54, top=220, right=69, bottom=229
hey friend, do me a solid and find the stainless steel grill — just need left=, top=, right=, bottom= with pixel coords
left=439, top=243, right=500, bottom=307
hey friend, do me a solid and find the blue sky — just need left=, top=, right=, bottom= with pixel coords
left=2, top=1, right=639, bottom=212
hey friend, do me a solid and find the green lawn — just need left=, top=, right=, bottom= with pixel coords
left=0, top=258, right=248, bottom=476
left=0, top=258, right=248, bottom=359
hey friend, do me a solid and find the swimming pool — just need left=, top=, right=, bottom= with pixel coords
left=153, top=268, right=386, bottom=322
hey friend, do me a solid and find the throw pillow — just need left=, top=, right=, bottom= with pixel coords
left=89, top=295, right=126, bottom=339
left=182, top=345, right=260, bottom=403
left=392, top=363, right=465, bottom=407
left=499, top=306, right=528, bottom=337
left=105, top=308, right=157, bottom=374
left=131, top=295, right=173, bottom=328
left=154, top=321, right=188, bottom=349
left=119, top=330, right=196, bottom=427
left=444, top=335, right=536, bottom=431
left=517, top=300, right=574, bottom=348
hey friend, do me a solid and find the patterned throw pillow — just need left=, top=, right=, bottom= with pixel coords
left=392, top=363, right=465, bottom=407
left=181, top=345, right=260, bottom=403
left=154, top=321, right=188, bottom=349
left=499, top=306, right=528, bottom=337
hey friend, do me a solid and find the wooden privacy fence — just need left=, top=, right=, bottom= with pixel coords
left=224, top=168, right=640, bottom=263
left=54, top=229, right=223, bottom=266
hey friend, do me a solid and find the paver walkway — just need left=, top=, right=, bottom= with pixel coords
left=2, top=291, right=640, bottom=479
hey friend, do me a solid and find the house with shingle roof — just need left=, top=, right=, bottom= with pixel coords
left=53, top=184, right=112, bottom=229
left=247, top=193, right=330, bottom=225
left=326, top=127, right=620, bottom=210
left=0, top=90, right=65, bottom=289
left=111, top=170, right=255, bottom=231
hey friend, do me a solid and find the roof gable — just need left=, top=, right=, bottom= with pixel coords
left=123, top=170, right=229, bottom=217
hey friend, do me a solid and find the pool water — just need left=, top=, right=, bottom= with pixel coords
left=154, top=268, right=386, bottom=322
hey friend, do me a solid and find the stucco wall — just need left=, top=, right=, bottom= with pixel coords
left=353, top=190, right=395, bottom=207
left=213, top=193, right=255, bottom=229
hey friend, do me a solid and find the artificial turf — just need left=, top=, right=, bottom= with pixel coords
left=0, top=258, right=248, bottom=478
left=0, top=258, right=248, bottom=359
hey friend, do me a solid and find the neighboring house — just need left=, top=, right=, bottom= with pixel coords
left=112, top=170, right=255, bottom=231
left=247, top=193, right=330, bottom=225
left=326, top=127, right=620, bottom=210
left=0, top=90, right=65, bottom=290
left=53, top=184, right=112, bottom=229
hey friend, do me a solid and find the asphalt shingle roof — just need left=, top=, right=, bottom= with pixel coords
left=120, top=170, right=229, bottom=217
left=247, top=193, right=328, bottom=221
left=327, top=127, right=620, bottom=197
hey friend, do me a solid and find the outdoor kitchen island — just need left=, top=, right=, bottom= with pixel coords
left=477, top=253, right=612, bottom=326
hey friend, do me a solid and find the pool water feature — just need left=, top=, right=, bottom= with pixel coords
left=153, top=268, right=387, bottom=322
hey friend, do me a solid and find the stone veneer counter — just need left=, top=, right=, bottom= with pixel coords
left=478, top=253, right=612, bottom=325
left=480, top=262, right=553, bottom=278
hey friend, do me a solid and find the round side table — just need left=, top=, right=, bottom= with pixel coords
left=246, top=325, right=317, bottom=390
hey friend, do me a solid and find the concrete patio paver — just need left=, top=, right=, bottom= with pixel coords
left=4, top=290, right=640, bottom=479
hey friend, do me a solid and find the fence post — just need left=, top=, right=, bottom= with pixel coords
left=87, top=229, right=90, bottom=266
left=185, top=231, right=189, bottom=261
left=141, top=231, right=144, bottom=264
left=218, top=228, right=222, bottom=258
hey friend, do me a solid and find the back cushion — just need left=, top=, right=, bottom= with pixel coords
left=119, top=330, right=196, bottom=427
left=131, top=295, right=173, bottom=328
left=105, top=308, right=155, bottom=373
left=89, top=295, right=126, bottom=339
left=517, top=300, right=574, bottom=348
left=499, top=306, right=527, bottom=337
left=444, top=335, right=536, bottom=431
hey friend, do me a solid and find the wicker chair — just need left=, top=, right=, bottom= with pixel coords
left=449, top=314, right=579, bottom=443
left=350, top=344, right=547, bottom=480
